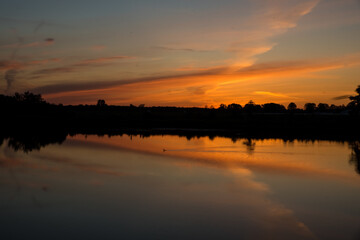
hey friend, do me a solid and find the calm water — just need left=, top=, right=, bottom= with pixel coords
left=1, top=134, right=360, bottom=240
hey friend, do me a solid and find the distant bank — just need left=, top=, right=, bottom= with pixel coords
left=1, top=89, right=360, bottom=140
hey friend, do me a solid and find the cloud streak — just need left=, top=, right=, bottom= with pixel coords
left=0, top=60, right=23, bottom=70
left=1, top=58, right=61, bottom=92
left=31, top=67, right=226, bottom=94
left=263, top=0, right=320, bottom=30
left=1, top=38, right=55, bottom=49
left=91, top=45, right=106, bottom=51
left=0, top=17, right=66, bottom=28
left=32, top=55, right=135, bottom=76
left=154, top=46, right=211, bottom=53
left=332, top=95, right=352, bottom=100
left=254, top=91, right=291, bottom=98
left=0, top=58, right=61, bottom=71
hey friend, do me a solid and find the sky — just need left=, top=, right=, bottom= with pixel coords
left=0, top=0, right=359, bottom=107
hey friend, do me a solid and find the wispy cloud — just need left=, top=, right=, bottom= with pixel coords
left=176, top=66, right=222, bottom=72
left=31, top=67, right=226, bottom=94
left=0, top=38, right=55, bottom=49
left=0, top=58, right=61, bottom=71
left=32, top=55, right=135, bottom=76
left=332, top=95, right=352, bottom=100
left=254, top=91, right=291, bottom=98
left=0, top=60, right=23, bottom=70
left=222, top=0, right=321, bottom=67
left=235, top=53, right=360, bottom=78
left=77, top=56, right=134, bottom=65
left=91, top=45, right=106, bottom=51
left=153, top=0, right=320, bottom=65
left=154, top=46, right=211, bottom=52
left=1, top=58, right=61, bottom=92
left=263, top=0, right=320, bottom=30
left=0, top=17, right=66, bottom=28
left=28, top=58, right=61, bottom=65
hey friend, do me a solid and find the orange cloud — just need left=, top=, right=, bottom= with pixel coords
left=254, top=91, right=291, bottom=98
left=235, top=53, right=360, bottom=78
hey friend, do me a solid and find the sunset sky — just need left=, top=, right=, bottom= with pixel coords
left=0, top=0, right=359, bottom=107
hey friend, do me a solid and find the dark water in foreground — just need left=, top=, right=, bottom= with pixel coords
left=1, top=134, right=360, bottom=240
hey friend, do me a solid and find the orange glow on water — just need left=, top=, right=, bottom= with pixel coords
left=68, top=134, right=359, bottom=183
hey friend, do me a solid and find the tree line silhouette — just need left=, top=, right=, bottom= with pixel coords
left=1, top=85, right=359, bottom=113
left=0, top=85, right=359, bottom=137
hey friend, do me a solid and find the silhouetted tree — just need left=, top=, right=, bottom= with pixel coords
left=329, top=104, right=346, bottom=113
left=244, top=100, right=261, bottom=113
left=218, top=103, right=227, bottom=109
left=349, top=85, right=360, bottom=104
left=304, top=103, right=316, bottom=112
left=14, top=91, right=44, bottom=104
left=349, top=85, right=360, bottom=113
left=329, top=104, right=337, bottom=111
left=97, top=99, right=107, bottom=107
left=262, top=103, right=286, bottom=113
left=317, top=103, right=329, bottom=112
left=287, top=102, right=297, bottom=111
left=227, top=103, right=242, bottom=110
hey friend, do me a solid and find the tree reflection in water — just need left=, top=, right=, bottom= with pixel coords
left=349, top=141, right=360, bottom=175
left=3, top=133, right=67, bottom=153
left=2, top=132, right=360, bottom=176
left=243, top=138, right=255, bottom=154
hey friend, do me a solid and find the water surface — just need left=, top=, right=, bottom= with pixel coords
left=1, top=134, right=360, bottom=239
